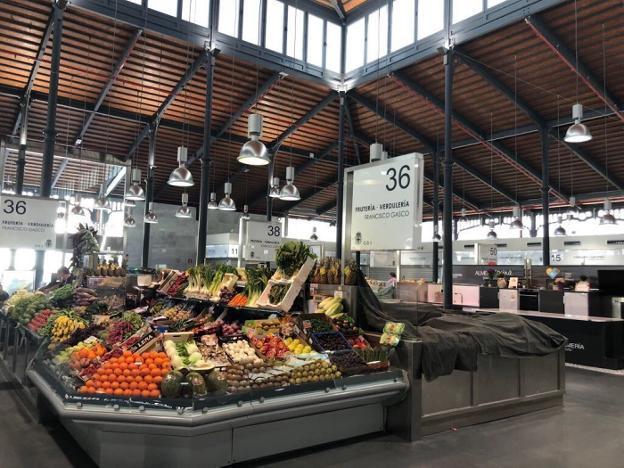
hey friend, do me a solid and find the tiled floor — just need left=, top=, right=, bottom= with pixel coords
left=1, top=367, right=623, bottom=468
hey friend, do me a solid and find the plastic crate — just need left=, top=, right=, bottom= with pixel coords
left=255, top=279, right=303, bottom=313
left=310, top=332, right=352, bottom=353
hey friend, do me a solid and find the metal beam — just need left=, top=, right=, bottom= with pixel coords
left=526, top=15, right=624, bottom=125
left=50, top=159, right=68, bottom=189
left=74, top=29, right=142, bottom=147
left=349, top=92, right=435, bottom=151
left=456, top=48, right=622, bottom=194
left=104, top=166, right=127, bottom=196
left=344, top=99, right=361, bottom=164
left=11, top=12, right=55, bottom=137
left=188, top=72, right=283, bottom=165
left=336, top=92, right=346, bottom=259
left=126, top=50, right=208, bottom=159
left=392, top=70, right=568, bottom=202
left=270, top=92, right=337, bottom=151
left=329, top=0, right=346, bottom=22
left=453, top=159, right=517, bottom=203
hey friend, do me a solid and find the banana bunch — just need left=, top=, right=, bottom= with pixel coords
left=317, top=296, right=344, bottom=319
left=50, top=315, right=86, bottom=344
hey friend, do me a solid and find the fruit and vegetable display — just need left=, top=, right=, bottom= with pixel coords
left=2, top=248, right=393, bottom=409
left=317, top=296, right=345, bottom=319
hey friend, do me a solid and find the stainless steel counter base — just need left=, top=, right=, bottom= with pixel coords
left=387, top=340, right=565, bottom=441
left=28, top=368, right=408, bottom=467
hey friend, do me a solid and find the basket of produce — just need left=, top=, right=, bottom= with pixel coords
left=332, top=316, right=359, bottom=336
left=329, top=350, right=368, bottom=376
left=249, top=334, right=290, bottom=361
left=242, top=318, right=281, bottom=335
left=222, top=338, right=264, bottom=366
left=354, top=347, right=391, bottom=372
left=347, top=335, right=371, bottom=350
left=255, top=280, right=302, bottom=313
left=316, top=296, right=344, bottom=319
left=163, top=333, right=216, bottom=370
left=297, top=313, right=335, bottom=337
left=310, top=332, right=352, bottom=352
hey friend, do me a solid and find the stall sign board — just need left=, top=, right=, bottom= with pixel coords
left=350, top=153, right=423, bottom=251
left=244, top=220, right=283, bottom=261
left=0, top=195, right=57, bottom=249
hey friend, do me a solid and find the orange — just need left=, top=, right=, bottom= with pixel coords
left=113, top=368, right=122, bottom=376
left=102, top=381, right=111, bottom=389
left=135, top=375, right=143, bottom=382
left=123, top=350, right=132, bottom=357
left=137, top=381, right=147, bottom=390
left=117, top=375, right=127, bottom=383
left=122, top=369, right=131, bottom=376
left=130, top=368, right=140, bottom=377
left=87, top=386, right=96, bottom=394
left=161, top=369, right=169, bottom=377
left=131, top=389, right=141, bottom=397
left=129, top=381, right=138, bottom=390
left=100, top=374, right=110, bottom=382
left=125, top=356, right=134, bottom=364
left=96, top=388, right=105, bottom=393
left=148, top=363, right=157, bottom=370
left=153, top=376, right=163, bottom=384
left=154, top=358, right=163, bottom=366
left=147, top=383, right=157, bottom=391
left=79, top=386, right=88, bottom=394
left=119, top=362, right=128, bottom=370
left=141, top=390, right=151, bottom=398
left=144, top=375, right=153, bottom=384
left=85, top=380, right=95, bottom=388
left=145, top=358, right=154, bottom=366
left=120, top=382, right=129, bottom=390
left=123, top=389, right=132, bottom=397
left=149, top=390, right=160, bottom=398
left=150, top=368, right=161, bottom=378
left=139, top=368, right=150, bottom=377
left=113, top=388, right=123, bottom=396
left=110, top=381, right=120, bottom=389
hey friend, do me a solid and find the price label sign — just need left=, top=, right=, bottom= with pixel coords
left=0, top=195, right=58, bottom=249
left=349, top=153, right=424, bottom=251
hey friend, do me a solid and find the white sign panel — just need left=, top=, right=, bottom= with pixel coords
left=244, top=220, right=283, bottom=261
left=350, top=153, right=424, bottom=251
left=0, top=195, right=57, bottom=249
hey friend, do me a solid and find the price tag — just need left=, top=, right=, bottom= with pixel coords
left=0, top=195, right=58, bottom=249
left=333, top=290, right=343, bottom=299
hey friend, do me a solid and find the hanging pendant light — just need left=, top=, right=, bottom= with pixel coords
left=486, top=220, right=497, bottom=239
left=510, top=206, right=523, bottom=230
left=71, top=195, right=85, bottom=216
left=279, top=166, right=300, bottom=201
left=208, top=192, right=219, bottom=210
left=238, top=113, right=270, bottom=166
left=564, top=103, right=592, bottom=143
left=269, top=177, right=281, bottom=198
left=144, top=202, right=158, bottom=224
left=125, top=168, right=145, bottom=201
left=176, top=192, right=192, bottom=219
left=218, top=182, right=236, bottom=211
left=168, top=146, right=194, bottom=187
left=600, top=198, right=616, bottom=225
left=242, top=204, right=250, bottom=220
left=124, top=208, right=136, bottom=228
left=370, top=142, right=383, bottom=163
left=554, top=215, right=566, bottom=236
left=310, top=226, right=319, bottom=240
left=94, top=183, right=111, bottom=212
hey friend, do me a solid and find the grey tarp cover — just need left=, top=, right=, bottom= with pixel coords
left=356, top=273, right=567, bottom=380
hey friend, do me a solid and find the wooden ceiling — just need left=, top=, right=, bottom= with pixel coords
left=0, top=0, right=623, bottom=222
left=313, top=0, right=370, bottom=14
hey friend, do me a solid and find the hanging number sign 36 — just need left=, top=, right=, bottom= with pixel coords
left=0, top=195, right=58, bottom=249
left=349, top=153, right=424, bottom=251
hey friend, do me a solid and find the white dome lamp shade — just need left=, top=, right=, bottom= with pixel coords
left=554, top=216, right=566, bottom=236
left=564, top=104, right=592, bottom=144
left=238, top=113, right=270, bottom=166
left=176, top=192, right=193, bottom=219
left=71, top=195, right=85, bottom=216
left=269, top=177, right=281, bottom=198
left=124, top=208, right=136, bottom=228
left=125, top=168, right=145, bottom=201
left=279, top=166, right=300, bottom=201
left=208, top=192, right=219, bottom=210
left=600, top=198, right=617, bottom=225
left=218, top=182, right=237, bottom=211
left=486, top=220, right=497, bottom=239
left=94, top=183, right=111, bottom=212
left=168, top=146, right=194, bottom=187
left=144, top=202, right=159, bottom=224
left=510, top=206, right=523, bottom=230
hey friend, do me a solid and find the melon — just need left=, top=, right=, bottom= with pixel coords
left=161, top=370, right=184, bottom=398
left=186, top=371, right=207, bottom=396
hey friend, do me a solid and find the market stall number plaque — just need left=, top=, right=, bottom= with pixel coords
left=349, top=153, right=423, bottom=251
left=244, top=220, right=283, bottom=261
left=0, top=195, right=57, bottom=249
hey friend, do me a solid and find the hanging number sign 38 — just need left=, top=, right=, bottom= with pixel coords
left=348, top=153, right=424, bottom=251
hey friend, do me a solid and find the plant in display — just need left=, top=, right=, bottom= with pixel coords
left=70, top=224, right=100, bottom=270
